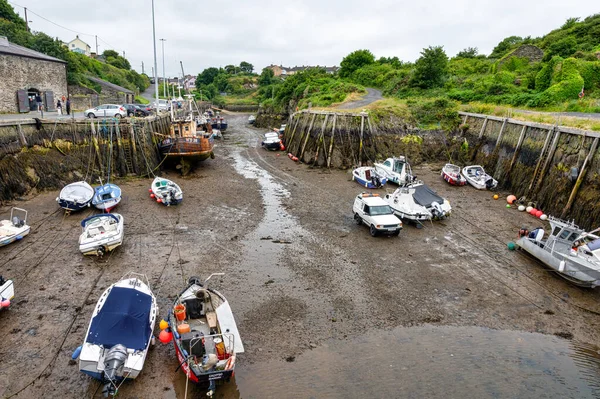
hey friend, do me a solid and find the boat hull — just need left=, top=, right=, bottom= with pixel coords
left=0, top=227, right=30, bottom=247
left=262, top=141, right=281, bottom=150
left=158, top=137, right=214, bottom=162
left=441, top=170, right=466, bottom=186
left=57, top=199, right=91, bottom=212
left=354, top=176, right=387, bottom=189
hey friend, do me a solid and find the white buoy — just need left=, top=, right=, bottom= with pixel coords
left=540, top=214, right=548, bottom=221
left=518, top=205, right=526, bottom=212
left=526, top=206, right=533, bottom=213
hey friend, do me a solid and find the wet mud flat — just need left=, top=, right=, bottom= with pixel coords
left=1, top=114, right=600, bottom=398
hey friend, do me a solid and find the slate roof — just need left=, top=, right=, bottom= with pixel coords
left=0, top=36, right=66, bottom=64
left=87, top=76, right=134, bottom=94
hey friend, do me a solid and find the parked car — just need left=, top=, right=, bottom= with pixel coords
left=353, top=192, right=402, bottom=237
left=85, top=104, right=127, bottom=119
left=122, top=104, right=151, bottom=117
left=134, top=104, right=153, bottom=116
left=150, top=99, right=171, bottom=112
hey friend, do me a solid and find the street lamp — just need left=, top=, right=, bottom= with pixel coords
left=160, top=38, right=167, bottom=98
left=151, top=0, right=159, bottom=113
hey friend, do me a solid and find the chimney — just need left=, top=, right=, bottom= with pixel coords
left=0, top=36, right=9, bottom=47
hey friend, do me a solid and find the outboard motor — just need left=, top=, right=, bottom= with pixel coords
left=371, top=176, right=381, bottom=188
left=485, top=178, right=495, bottom=189
left=102, top=344, right=128, bottom=397
left=430, top=202, right=444, bottom=219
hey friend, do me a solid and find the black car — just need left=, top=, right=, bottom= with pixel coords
left=133, top=104, right=153, bottom=116
left=122, top=104, right=151, bottom=117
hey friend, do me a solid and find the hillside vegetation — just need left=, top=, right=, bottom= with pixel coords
left=0, top=0, right=149, bottom=93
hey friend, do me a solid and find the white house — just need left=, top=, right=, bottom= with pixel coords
left=67, top=35, right=91, bottom=57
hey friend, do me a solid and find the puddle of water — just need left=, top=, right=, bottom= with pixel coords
left=216, top=325, right=600, bottom=399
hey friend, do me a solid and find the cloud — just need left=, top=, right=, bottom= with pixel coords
left=12, top=0, right=599, bottom=77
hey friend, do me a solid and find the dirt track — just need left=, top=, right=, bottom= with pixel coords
left=1, top=114, right=600, bottom=398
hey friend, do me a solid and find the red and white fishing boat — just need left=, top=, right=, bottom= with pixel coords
left=441, top=163, right=467, bottom=186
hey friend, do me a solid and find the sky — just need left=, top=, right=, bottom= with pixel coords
left=7, top=0, right=599, bottom=77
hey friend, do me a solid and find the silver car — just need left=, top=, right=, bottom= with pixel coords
left=150, top=99, right=171, bottom=112
left=85, top=104, right=128, bottom=118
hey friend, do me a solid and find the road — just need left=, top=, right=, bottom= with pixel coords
left=1, top=115, right=600, bottom=398
left=140, top=83, right=157, bottom=103
left=336, top=87, right=383, bottom=109
left=513, top=108, right=600, bottom=120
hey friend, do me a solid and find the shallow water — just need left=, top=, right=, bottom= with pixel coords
left=174, top=325, right=600, bottom=398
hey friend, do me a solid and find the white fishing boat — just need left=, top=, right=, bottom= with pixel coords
left=0, top=276, right=14, bottom=311
left=76, top=273, right=157, bottom=396
left=79, top=213, right=124, bottom=256
left=0, top=208, right=30, bottom=247
left=383, top=182, right=451, bottom=223
left=352, top=166, right=387, bottom=189
left=441, top=163, right=467, bottom=186
left=150, top=177, right=183, bottom=206
left=374, top=156, right=414, bottom=186
left=56, top=181, right=94, bottom=212
left=262, top=132, right=282, bottom=151
left=166, top=274, right=243, bottom=397
left=248, top=115, right=256, bottom=125
left=462, top=165, right=497, bottom=190
left=516, top=217, right=600, bottom=287
left=92, top=183, right=122, bottom=212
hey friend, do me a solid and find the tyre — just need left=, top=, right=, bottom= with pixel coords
left=354, top=213, right=362, bottom=225
left=393, top=229, right=401, bottom=236
left=88, top=113, right=96, bottom=118
left=115, top=114, right=122, bottom=119
left=369, top=225, right=377, bottom=237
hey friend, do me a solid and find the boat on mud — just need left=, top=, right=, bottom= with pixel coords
left=441, top=163, right=467, bottom=186
left=462, top=165, right=497, bottom=190
left=0, top=208, right=30, bottom=247
left=79, top=213, right=124, bottom=256
left=516, top=217, right=600, bottom=287
left=248, top=115, right=256, bottom=125
left=157, top=101, right=215, bottom=175
left=150, top=176, right=183, bottom=206
left=262, top=132, right=282, bottom=151
left=374, top=156, right=414, bottom=186
left=92, top=183, right=122, bottom=212
left=383, top=182, right=451, bottom=223
left=165, top=274, right=243, bottom=397
left=0, top=275, right=14, bottom=311
left=76, top=273, right=157, bottom=396
left=352, top=166, right=387, bottom=189
left=211, top=115, right=228, bottom=131
left=57, top=181, right=94, bottom=212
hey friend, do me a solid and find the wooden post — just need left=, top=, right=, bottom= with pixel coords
left=562, top=137, right=599, bottom=217
left=16, top=124, right=28, bottom=146
left=326, top=115, right=337, bottom=168
left=129, top=123, right=139, bottom=174
left=506, top=125, right=527, bottom=179
left=90, top=120, right=104, bottom=178
left=359, top=113, right=365, bottom=166
left=494, top=118, right=507, bottom=149
left=293, top=113, right=309, bottom=154
left=533, top=129, right=561, bottom=194
left=286, top=115, right=301, bottom=152
left=313, top=114, right=329, bottom=165
left=527, top=127, right=554, bottom=192
left=478, top=116, right=488, bottom=139
left=299, top=113, right=316, bottom=159
left=463, top=114, right=468, bottom=125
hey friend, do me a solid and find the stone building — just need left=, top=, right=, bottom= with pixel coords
left=0, top=35, right=68, bottom=113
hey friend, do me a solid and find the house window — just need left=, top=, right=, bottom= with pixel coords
left=71, top=44, right=75, bottom=47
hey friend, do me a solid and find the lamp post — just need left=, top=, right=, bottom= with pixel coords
left=151, top=0, right=159, bottom=113
left=160, top=38, right=167, bottom=98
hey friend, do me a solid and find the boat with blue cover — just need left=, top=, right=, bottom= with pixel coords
left=56, top=181, right=94, bottom=212
left=76, top=273, right=157, bottom=397
left=92, top=183, right=122, bottom=212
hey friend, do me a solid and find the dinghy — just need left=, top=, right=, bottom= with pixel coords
left=92, top=183, right=122, bottom=212
left=516, top=217, right=600, bottom=287
left=150, top=176, right=183, bottom=206
left=248, top=115, right=256, bottom=125
left=56, top=181, right=94, bottom=212
left=0, top=208, right=30, bottom=247
left=0, top=276, right=14, bottom=311
left=383, top=182, right=451, bottom=223
left=441, top=163, right=467, bottom=186
left=462, top=165, right=497, bottom=190
left=165, top=274, right=243, bottom=397
left=352, top=167, right=387, bottom=189
left=262, top=132, right=282, bottom=151
left=79, top=214, right=124, bottom=256
left=77, top=273, right=157, bottom=396
left=374, top=156, right=414, bottom=186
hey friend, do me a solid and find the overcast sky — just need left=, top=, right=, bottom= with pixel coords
left=8, top=0, right=599, bottom=77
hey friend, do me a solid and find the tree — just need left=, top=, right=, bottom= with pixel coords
left=545, top=37, right=577, bottom=60
left=258, top=68, right=274, bottom=86
left=411, top=45, right=448, bottom=89
left=0, top=0, right=26, bottom=29
left=561, top=17, right=580, bottom=29
left=489, top=36, right=523, bottom=58
left=339, top=49, right=375, bottom=78
left=224, top=64, right=236, bottom=74
left=377, top=56, right=403, bottom=69
left=239, top=61, right=253, bottom=73
left=456, top=47, right=478, bottom=58
left=197, top=67, right=220, bottom=85
left=102, top=49, right=119, bottom=59
left=213, top=73, right=229, bottom=92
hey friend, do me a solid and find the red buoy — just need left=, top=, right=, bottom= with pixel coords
left=148, top=188, right=152, bottom=193
left=150, top=193, right=155, bottom=199
left=530, top=208, right=538, bottom=215
left=157, top=198, right=162, bottom=203
left=535, top=210, right=543, bottom=218
left=280, top=142, right=285, bottom=151
left=158, top=329, right=173, bottom=344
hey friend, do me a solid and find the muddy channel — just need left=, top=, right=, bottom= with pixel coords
left=1, top=114, right=600, bottom=398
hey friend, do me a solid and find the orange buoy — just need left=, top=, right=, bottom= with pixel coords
left=177, top=323, right=191, bottom=334
left=159, top=319, right=168, bottom=330
left=158, top=329, right=173, bottom=344
left=280, top=142, right=286, bottom=151
left=493, top=194, right=499, bottom=200
left=506, top=195, right=517, bottom=204
left=288, top=153, right=293, bottom=159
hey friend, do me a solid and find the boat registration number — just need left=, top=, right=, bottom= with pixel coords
left=209, top=372, right=224, bottom=381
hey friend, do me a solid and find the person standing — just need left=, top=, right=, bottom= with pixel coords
left=57, top=99, right=62, bottom=115
left=66, top=97, right=71, bottom=116
left=61, top=94, right=66, bottom=104
left=35, top=94, right=43, bottom=112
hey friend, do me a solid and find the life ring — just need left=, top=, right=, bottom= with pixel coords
left=225, top=355, right=236, bottom=370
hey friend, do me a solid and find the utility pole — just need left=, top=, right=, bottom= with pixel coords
left=160, top=38, right=166, bottom=98
left=24, top=8, right=29, bottom=32
left=123, top=51, right=125, bottom=58
left=151, top=0, right=159, bottom=112
left=141, top=61, right=145, bottom=74
left=95, top=35, right=98, bottom=56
